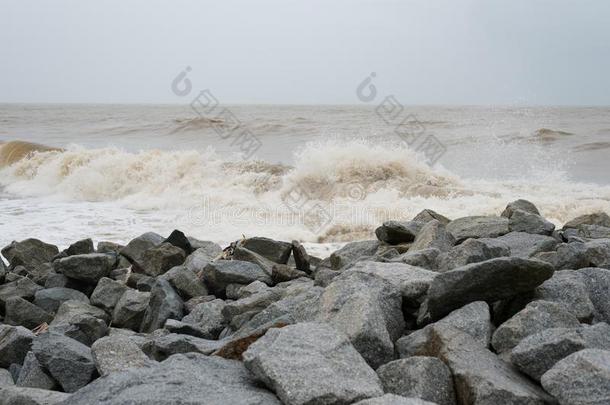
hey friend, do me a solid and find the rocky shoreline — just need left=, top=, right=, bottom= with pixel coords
left=1, top=199, right=609, bottom=404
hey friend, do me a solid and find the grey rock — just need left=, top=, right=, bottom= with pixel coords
left=511, top=323, right=610, bottom=381
left=32, top=332, right=95, bottom=393
left=541, top=349, right=610, bottom=405
left=135, top=243, right=186, bottom=277
left=183, top=245, right=222, bottom=273
left=232, top=246, right=276, bottom=275
left=52, top=299, right=109, bottom=324
left=182, top=298, right=228, bottom=339
left=33, top=287, right=89, bottom=313
left=418, top=326, right=554, bottom=404
left=243, top=322, right=383, bottom=405
left=16, top=351, right=56, bottom=390
left=583, top=238, right=610, bottom=268
left=153, top=333, right=222, bottom=359
left=534, top=270, right=595, bottom=322
left=353, top=395, right=437, bottom=405
left=501, top=199, right=541, bottom=218
left=4, top=297, right=53, bottom=329
left=436, top=237, right=510, bottom=271
left=0, top=386, right=69, bottom=405
left=575, top=224, right=610, bottom=239
left=329, top=240, right=381, bottom=270
left=162, top=229, right=193, bottom=255
left=419, top=257, right=554, bottom=323
left=160, top=265, right=207, bottom=299
left=1, top=239, right=58, bottom=270
left=96, top=241, right=123, bottom=254
left=140, top=279, right=184, bottom=333
left=292, top=240, right=311, bottom=273
left=446, top=215, right=509, bottom=243
left=314, top=267, right=341, bottom=287
left=578, top=267, right=610, bottom=323
left=61, top=238, right=94, bottom=257
left=563, top=212, right=610, bottom=229
left=221, top=291, right=281, bottom=323
left=91, top=335, right=154, bottom=376
left=0, top=325, right=34, bottom=368
left=0, top=369, right=13, bottom=386
left=163, top=319, right=210, bottom=338
left=553, top=241, right=590, bottom=269
left=49, top=311, right=108, bottom=347
left=319, top=270, right=404, bottom=368
left=409, top=220, right=455, bottom=252
left=0, top=277, right=43, bottom=312
left=496, top=231, right=558, bottom=258
left=376, top=221, right=423, bottom=244
left=236, top=280, right=271, bottom=298
left=239, top=236, right=292, bottom=264
left=392, top=248, right=440, bottom=270
left=508, top=209, right=555, bottom=235
left=271, top=264, right=308, bottom=284
left=376, top=356, right=455, bottom=405
left=56, top=253, right=116, bottom=283
left=413, top=208, right=451, bottom=225
left=491, top=300, right=580, bottom=353
left=58, top=353, right=281, bottom=405
left=119, top=232, right=164, bottom=263
left=184, top=294, right=216, bottom=313
left=202, top=260, right=272, bottom=295
left=90, top=277, right=128, bottom=312
left=135, top=275, right=155, bottom=291
left=112, top=289, right=150, bottom=330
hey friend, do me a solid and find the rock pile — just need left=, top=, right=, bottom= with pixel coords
left=1, top=205, right=610, bottom=404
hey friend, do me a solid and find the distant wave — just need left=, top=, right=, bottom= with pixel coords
left=170, top=117, right=227, bottom=133
left=533, top=128, right=574, bottom=142
left=573, top=141, right=610, bottom=152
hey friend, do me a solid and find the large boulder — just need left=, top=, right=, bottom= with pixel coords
left=508, top=209, right=555, bottom=235
left=48, top=301, right=109, bottom=346
left=534, top=270, right=595, bottom=322
left=159, top=266, right=207, bottom=300
left=353, top=395, right=436, bottom=405
left=55, top=253, right=116, bottom=284
left=563, top=212, right=610, bottom=229
left=0, top=325, right=34, bottom=368
left=181, top=298, right=228, bottom=339
left=330, top=240, right=381, bottom=270
left=491, top=300, right=580, bottom=354
left=140, top=279, right=184, bottom=333
left=243, top=322, right=383, bottom=405
left=135, top=243, right=186, bottom=277
left=112, top=289, right=150, bottom=330
left=501, top=199, right=541, bottom=218
left=0, top=386, right=69, bottom=405
left=319, top=270, right=404, bottom=368
left=33, top=287, right=89, bottom=314
left=409, top=220, right=455, bottom=252
left=183, top=244, right=222, bottom=273
left=119, top=232, right=164, bottom=263
left=375, top=221, right=423, bottom=245
left=541, top=349, right=610, bottom=405
left=0, top=277, right=43, bottom=312
left=418, top=257, right=554, bottom=323
left=152, top=333, right=222, bottom=359
left=376, top=356, right=456, bottom=405
left=16, top=351, right=56, bottom=390
left=445, top=216, right=509, bottom=243
left=89, top=277, right=128, bottom=312
left=511, top=323, right=610, bottom=381
left=291, top=240, right=311, bottom=273
left=60, top=353, right=281, bottom=405
left=4, top=297, right=53, bottom=329
left=496, top=231, right=558, bottom=258
left=436, top=237, right=510, bottom=271
left=91, top=335, right=154, bottom=376
left=201, top=260, right=272, bottom=295
left=1, top=239, right=58, bottom=270
left=578, top=267, right=610, bottom=323
left=239, top=237, right=292, bottom=264
left=32, top=332, right=96, bottom=393
left=413, top=209, right=450, bottom=225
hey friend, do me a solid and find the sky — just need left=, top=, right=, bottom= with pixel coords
left=1, top=0, right=609, bottom=105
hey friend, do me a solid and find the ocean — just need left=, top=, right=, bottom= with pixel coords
left=1, top=103, right=609, bottom=257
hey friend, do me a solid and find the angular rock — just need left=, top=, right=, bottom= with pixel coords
left=55, top=253, right=116, bottom=284
left=239, top=237, right=292, bottom=264
left=494, top=231, right=558, bottom=258
left=534, top=270, right=595, bottom=322
left=243, top=322, right=383, bottom=405
left=91, top=335, right=154, bottom=376
left=0, top=369, right=13, bottom=386
left=96, top=241, right=123, bottom=254
left=492, top=300, right=580, bottom=353
left=436, top=237, right=510, bottom=271
left=329, top=240, right=381, bottom=270
left=376, top=221, right=423, bottom=244
left=182, top=298, right=228, bottom=339
left=135, top=243, right=185, bottom=277
left=184, top=294, right=216, bottom=313
left=409, top=220, right=455, bottom=252
left=58, top=353, right=281, bottom=405
left=221, top=291, right=280, bottom=323
left=541, top=349, right=610, bottom=405
left=1, top=239, right=58, bottom=270
left=511, top=323, right=610, bottom=381
left=501, top=199, right=541, bottom=218
left=61, top=238, right=94, bottom=257
left=52, top=299, right=109, bottom=324
left=160, top=265, right=207, bottom=300
left=32, top=332, right=95, bottom=393
left=319, top=270, right=404, bottom=368
left=4, top=297, right=53, bottom=329
left=419, top=257, right=554, bottom=323
left=563, top=212, right=610, bottom=229
left=89, top=277, right=128, bottom=312
left=112, top=289, right=150, bottom=330
left=0, top=325, right=35, bottom=368
left=140, top=279, right=184, bottom=333
left=446, top=215, right=509, bottom=243
left=0, top=277, right=43, bottom=312
left=201, top=260, right=272, bottom=295
left=314, top=267, right=341, bottom=287
left=119, top=232, right=164, bottom=263
left=353, top=395, right=437, bottom=405
left=33, top=287, right=89, bottom=314
left=271, top=264, right=308, bottom=283
left=0, top=386, right=69, bottom=405
left=583, top=239, right=610, bottom=268
left=163, top=229, right=193, bottom=255
left=152, top=333, right=222, bottom=359
left=413, top=208, right=451, bottom=225
left=392, top=248, right=440, bottom=270
left=376, top=356, right=455, bottom=405
left=576, top=224, right=610, bottom=239
left=49, top=309, right=108, bottom=347
left=291, top=240, right=311, bottom=273
left=163, top=319, right=211, bottom=338
left=578, top=267, right=610, bottom=323
left=508, top=209, right=555, bottom=235
left=16, top=351, right=56, bottom=390
left=183, top=244, right=222, bottom=273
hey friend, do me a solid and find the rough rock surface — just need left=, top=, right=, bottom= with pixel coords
left=446, top=216, right=509, bottom=243
left=55, top=253, right=116, bottom=284
left=202, top=260, right=272, bottom=295
left=91, top=335, right=154, bottom=376
left=0, top=325, right=35, bottom=368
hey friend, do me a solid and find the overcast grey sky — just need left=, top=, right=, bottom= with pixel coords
left=1, top=0, right=609, bottom=105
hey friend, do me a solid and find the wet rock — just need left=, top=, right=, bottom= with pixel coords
left=119, top=232, right=164, bottom=263
left=413, top=208, right=451, bottom=225
left=159, top=265, right=207, bottom=299
left=239, top=237, right=292, bottom=264
left=140, top=279, right=184, bottom=333
left=541, top=349, right=610, bottom=405
left=376, top=356, right=455, bottom=405
left=112, top=289, right=150, bottom=330
left=409, top=220, right=455, bottom=252
left=16, top=351, right=56, bottom=390
left=291, top=240, right=311, bottom=273
left=501, top=199, right=541, bottom=218
left=4, top=297, right=53, bottom=329
left=91, top=335, right=154, bottom=376
left=201, top=260, right=272, bottom=295
left=55, top=253, right=116, bottom=284
left=436, top=237, right=510, bottom=271
left=33, top=287, right=89, bottom=314
left=319, top=270, right=404, bottom=368
left=375, top=221, right=423, bottom=244
left=578, top=267, right=610, bottom=323
left=0, top=277, right=43, bottom=312
left=563, top=212, right=610, bottom=229
left=446, top=215, right=509, bottom=243
left=182, top=298, right=228, bottom=339
left=0, top=325, right=35, bottom=368
left=508, top=209, right=555, bottom=235
left=243, top=322, right=383, bottom=405
left=135, top=243, right=186, bottom=277
left=0, top=386, right=69, bottom=405
left=89, top=277, right=128, bottom=312
left=511, top=323, right=610, bottom=381
left=419, top=257, right=554, bottom=323
left=1, top=239, right=58, bottom=270
left=491, top=300, right=580, bottom=354
left=60, top=353, right=281, bottom=405
left=534, top=270, right=595, bottom=322
left=32, top=332, right=95, bottom=393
